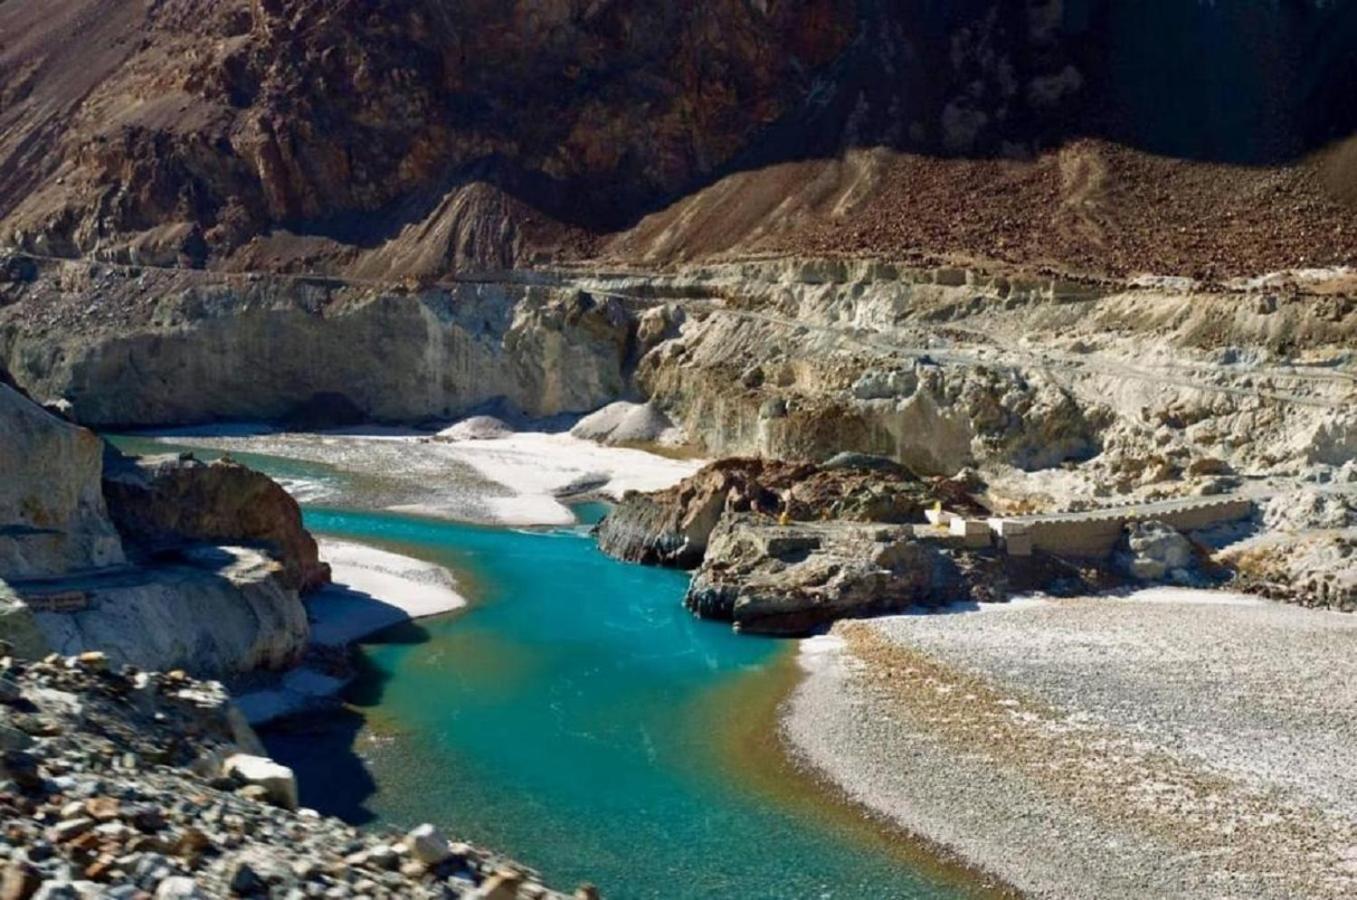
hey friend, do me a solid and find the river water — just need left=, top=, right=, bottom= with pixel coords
left=109, top=435, right=972, bottom=899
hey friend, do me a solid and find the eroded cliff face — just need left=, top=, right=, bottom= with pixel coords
left=0, top=384, right=126, bottom=581
left=1, top=263, right=632, bottom=427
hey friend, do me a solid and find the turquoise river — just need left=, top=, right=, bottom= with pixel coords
left=109, top=437, right=979, bottom=899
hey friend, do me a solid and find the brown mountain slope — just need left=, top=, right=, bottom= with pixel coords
left=607, top=140, right=1357, bottom=280
left=0, top=0, right=853, bottom=269
left=1, top=0, right=1355, bottom=280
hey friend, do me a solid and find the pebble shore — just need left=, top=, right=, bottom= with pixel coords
left=784, top=591, right=1357, bottom=899
left=0, top=649, right=593, bottom=899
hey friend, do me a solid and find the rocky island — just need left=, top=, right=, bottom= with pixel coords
left=2, top=1, right=1356, bottom=897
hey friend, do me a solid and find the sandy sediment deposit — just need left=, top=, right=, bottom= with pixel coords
left=143, top=424, right=703, bottom=527
left=785, top=590, right=1357, bottom=899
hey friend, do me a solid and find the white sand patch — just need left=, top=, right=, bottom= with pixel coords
left=235, top=540, right=468, bottom=725
left=438, top=431, right=701, bottom=525
left=308, top=539, right=467, bottom=646
left=1101, top=586, right=1266, bottom=607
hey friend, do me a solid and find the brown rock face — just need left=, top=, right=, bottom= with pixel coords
left=594, top=455, right=973, bottom=569
left=101, top=451, right=330, bottom=593
left=4, top=2, right=1355, bottom=279
left=0, top=0, right=854, bottom=269
left=684, top=517, right=965, bottom=635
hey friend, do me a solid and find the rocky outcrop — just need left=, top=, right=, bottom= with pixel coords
left=1227, top=533, right=1357, bottom=613
left=29, top=545, right=309, bottom=676
left=0, top=652, right=582, bottom=898
left=0, top=384, right=125, bottom=580
left=684, top=516, right=1008, bottom=635
left=686, top=519, right=936, bottom=634
left=637, top=288, right=1108, bottom=476
left=0, top=379, right=314, bottom=675
left=595, top=456, right=959, bottom=569
left=103, top=450, right=329, bottom=592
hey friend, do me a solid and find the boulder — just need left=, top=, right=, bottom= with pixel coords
left=102, top=451, right=329, bottom=592
left=570, top=401, right=681, bottom=446
left=223, top=754, right=298, bottom=811
left=468, top=871, right=523, bottom=900
left=684, top=516, right=998, bottom=635
left=0, top=860, right=42, bottom=900
left=405, top=824, right=454, bottom=866
left=1122, top=521, right=1195, bottom=582
left=154, top=877, right=210, bottom=899
left=0, top=385, right=126, bottom=581
left=435, top=416, right=513, bottom=442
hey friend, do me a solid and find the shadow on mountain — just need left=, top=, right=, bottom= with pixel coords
left=283, top=0, right=1357, bottom=255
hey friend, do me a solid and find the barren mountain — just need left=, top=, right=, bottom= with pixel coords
left=1, top=0, right=1355, bottom=278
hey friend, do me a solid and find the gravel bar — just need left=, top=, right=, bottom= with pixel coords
left=783, top=589, right=1357, bottom=898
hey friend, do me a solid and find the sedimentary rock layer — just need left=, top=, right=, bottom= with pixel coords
left=2, top=266, right=631, bottom=427
left=594, top=456, right=960, bottom=569
left=0, top=384, right=125, bottom=581
left=0, top=375, right=320, bottom=675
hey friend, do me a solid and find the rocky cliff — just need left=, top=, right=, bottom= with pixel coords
left=1, top=264, right=632, bottom=427
left=0, top=375, right=316, bottom=675
left=0, top=384, right=125, bottom=581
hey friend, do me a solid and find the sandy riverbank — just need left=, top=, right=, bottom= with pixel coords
left=234, top=539, right=468, bottom=724
left=140, top=424, right=703, bottom=526
left=784, top=589, right=1357, bottom=899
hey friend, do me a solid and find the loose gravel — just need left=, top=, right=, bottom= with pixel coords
left=784, top=590, right=1357, bottom=899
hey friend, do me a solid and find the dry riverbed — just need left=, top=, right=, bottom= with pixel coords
left=784, top=589, right=1357, bottom=899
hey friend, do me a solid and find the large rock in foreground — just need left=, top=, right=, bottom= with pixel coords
left=103, top=451, right=330, bottom=592
left=28, top=545, right=309, bottom=676
left=0, top=384, right=125, bottom=580
left=0, top=377, right=316, bottom=676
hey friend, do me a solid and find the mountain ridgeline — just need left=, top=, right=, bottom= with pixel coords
left=1, top=0, right=1354, bottom=276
